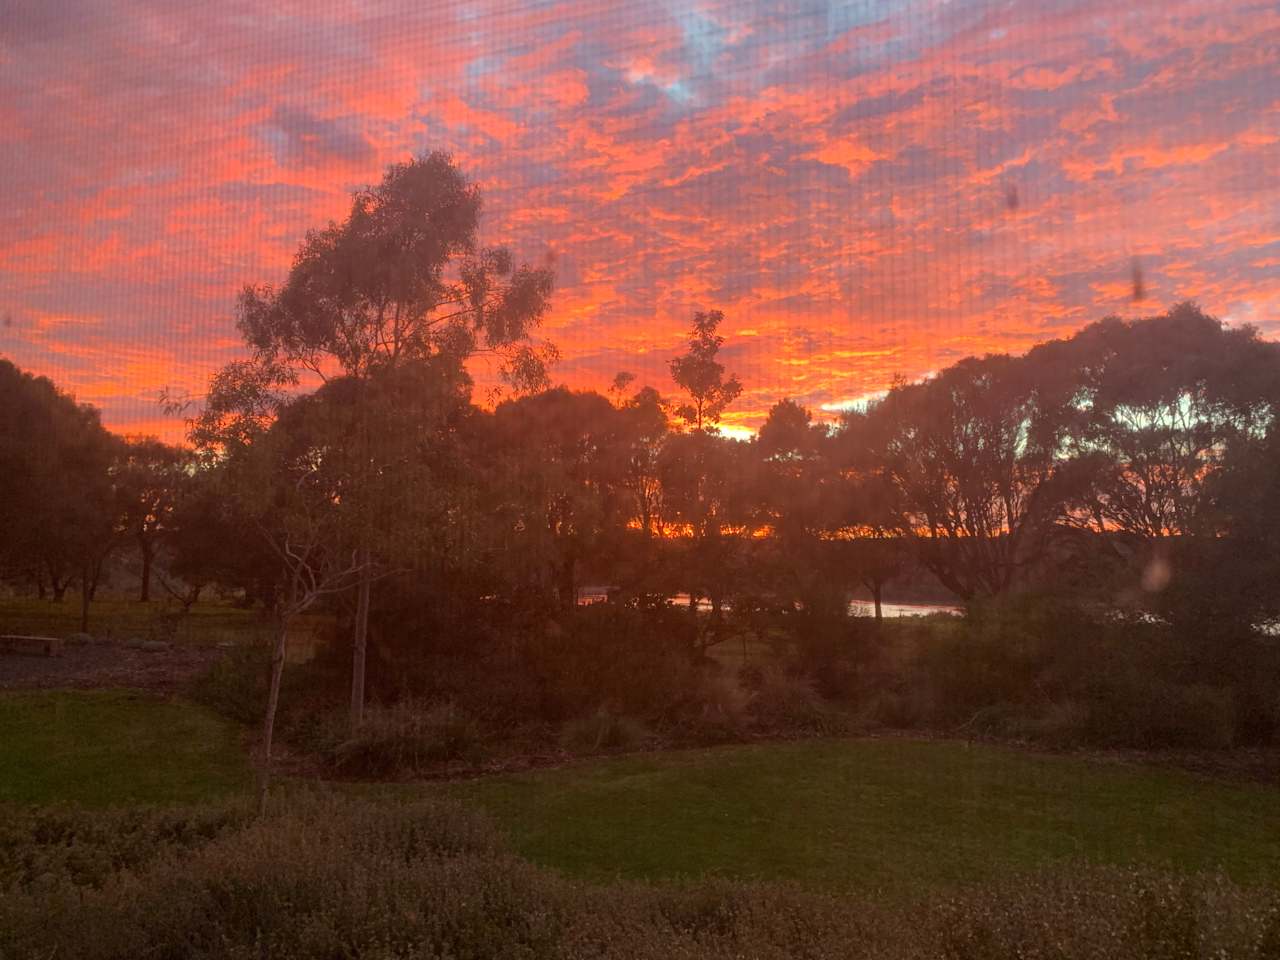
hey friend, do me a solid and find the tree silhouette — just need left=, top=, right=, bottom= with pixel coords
left=0, top=359, right=119, bottom=627
left=204, top=152, right=555, bottom=728
left=115, top=437, right=189, bottom=602
left=669, top=310, right=742, bottom=432
left=862, top=354, right=1072, bottom=601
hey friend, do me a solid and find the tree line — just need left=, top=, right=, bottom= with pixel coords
left=4, top=153, right=1279, bottom=793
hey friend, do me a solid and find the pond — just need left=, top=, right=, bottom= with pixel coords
left=581, top=588, right=960, bottom=618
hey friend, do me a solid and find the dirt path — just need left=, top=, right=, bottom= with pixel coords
left=0, top=641, right=223, bottom=695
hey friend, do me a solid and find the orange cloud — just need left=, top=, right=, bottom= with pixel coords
left=0, top=0, right=1275, bottom=438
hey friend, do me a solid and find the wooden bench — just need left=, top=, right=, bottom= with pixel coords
left=0, top=635, right=64, bottom=657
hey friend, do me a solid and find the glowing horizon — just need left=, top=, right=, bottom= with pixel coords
left=2, top=0, right=1277, bottom=442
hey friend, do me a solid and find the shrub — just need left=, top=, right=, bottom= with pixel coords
left=1014, top=699, right=1091, bottom=747
left=190, top=641, right=271, bottom=725
left=862, top=684, right=934, bottom=730
left=929, top=867, right=1279, bottom=960
left=331, top=701, right=484, bottom=777
left=0, top=803, right=245, bottom=895
left=3, top=798, right=1280, bottom=960
left=745, top=668, right=851, bottom=736
left=369, top=600, right=711, bottom=729
left=891, top=596, right=1261, bottom=751
left=1085, top=679, right=1237, bottom=750
left=919, top=613, right=1045, bottom=723
left=680, top=669, right=751, bottom=742
left=530, top=603, right=704, bottom=723
left=560, top=708, right=651, bottom=754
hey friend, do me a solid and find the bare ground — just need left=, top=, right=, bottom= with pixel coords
left=0, top=641, right=223, bottom=695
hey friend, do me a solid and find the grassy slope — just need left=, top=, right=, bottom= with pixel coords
left=441, top=737, right=1280, bottom=894
left=0, top=690, right=251, bottom=807
left=3, top=686, right=1277, bottom=897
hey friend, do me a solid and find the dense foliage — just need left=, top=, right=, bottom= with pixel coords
left=3, top=154, right=1279, bottom=766
left=2, top=795, right=1278, bottom=959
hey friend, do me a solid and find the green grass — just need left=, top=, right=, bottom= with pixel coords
left=0, top=690, right=252, bottom=807
left=438, top=737, right=1280, bottom=895
left=5, top=686, right=1278, bottom=898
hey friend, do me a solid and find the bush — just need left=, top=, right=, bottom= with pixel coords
left=331, top=701, right=484, bottom=777
left=679, top=669, right=752, bottom=743
left=0, top=803, right=246, bottom=895
left=862, top=684, right=934, bottom=730
left=368, top=599, right=710, bottom=729
left=930, top=867, right=1280, bottom=960
left=560, top=708, right=651, bottom=754
left=1012, top=699, right=1091, bottom=747
left=530, top=603, right=705, bottom=723
left=745, top=668, right=851, bottom=736
left=1086, top=679, right=1237, bottom=750
left=191, top=641, right=271, bottom=725
left=3, top=797, right=1279, bottom=960
left=889, top=596, right=1259, bottom=751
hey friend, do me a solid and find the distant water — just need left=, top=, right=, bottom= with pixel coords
left=581, top=588, right=959, bottom=618
left=848, top=599, right=960, bottom=618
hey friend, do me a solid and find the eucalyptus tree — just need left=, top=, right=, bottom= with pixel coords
left=1031, top=305, right=1280, bottom=629
left=1033, top=304, right=1280, bottom=544
left=753, top=399, right=857, bottom=669
left=0, top=359, right=120, bottom=625
left=192, top=356, right=473, bottom=811
left=209, top=152, right=555, bottom=726
left=658, top=429, right=755, bottom=647
left=158, top=462, right=271, bottom=610
left=616, top=383, right=670, bottom=540
left=830, top=410, right=912, bottom=623
left=491, top=388, right=629, bottom=611
left=862, top=354, right=1075, bottom=602
left=224, top=386, right=376, bottom=814
left=669, top=309, right=742, bottom=432
left=115, top=437, right=190, bottom=602
left=662, top=309, right=750, bottom=640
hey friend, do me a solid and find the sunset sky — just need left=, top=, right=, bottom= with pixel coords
left=2, top=0, right=1278, bottom=439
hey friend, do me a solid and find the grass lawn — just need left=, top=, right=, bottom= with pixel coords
left=438, top=737, right=1280, bottom=895
left=4, top=686, right=1277, bottom=897
left=0, top=689, right=252, bottom=807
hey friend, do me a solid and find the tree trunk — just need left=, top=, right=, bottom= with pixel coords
left=48, top=562, right=68, bottom=602
left=558, top=555, right=576, bottom=611
left=138, top=537, right=153, bottom=602
left=87, top=555, right=104, bottom=601
left=349, top=553, right=372, bottom=730
left=79, top=563, right=91, bottom=633
left=35, top=571, right=46, bottom=600
left=872, top=581, right=883, bottom=624
left=258, top=614, right=290, bottom=817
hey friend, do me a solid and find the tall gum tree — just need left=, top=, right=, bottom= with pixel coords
left=0, top=359, right=120, bottom=625
left=190, top=358, right=473, bottom=813
left=863, top=354, right=1074, bottom=602
left=665, top=309, right=746, bottom=634
left=206, top=152, right=555, bottom=728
